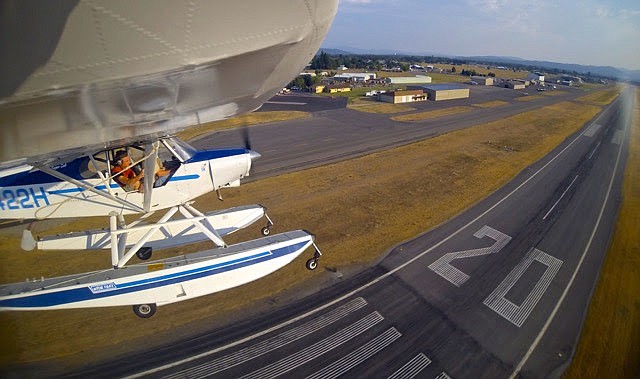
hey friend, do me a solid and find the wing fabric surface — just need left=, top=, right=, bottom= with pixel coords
left=0, top=0, right=338, bottom=163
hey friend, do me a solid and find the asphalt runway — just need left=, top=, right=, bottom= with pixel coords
left=66, top=86, right=633, bottom=378
left=193, top=86, right=588, bottom=181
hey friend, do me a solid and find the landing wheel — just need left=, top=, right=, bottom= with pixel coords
left=261, top=227, right=271, bottom=236
left=306, top=258, right=318, bottom=271
left=132, top=303, right=157, bottom=318
left=136, top=247, right=153, bottom=261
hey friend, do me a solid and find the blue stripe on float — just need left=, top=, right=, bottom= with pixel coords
left=0, top=241, right=308, bottom=308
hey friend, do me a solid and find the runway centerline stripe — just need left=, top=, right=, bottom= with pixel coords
left=542, top=175, right=579, bottom=220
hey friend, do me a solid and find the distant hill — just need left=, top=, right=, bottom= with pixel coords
left=467, top=56, right=640, bottom=82
left=319, top=47, right=640, bottom=82
left=319, top=48, right=355, bottom=56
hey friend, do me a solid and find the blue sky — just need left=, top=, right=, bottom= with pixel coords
left=321, top=0, right=640, bottom=70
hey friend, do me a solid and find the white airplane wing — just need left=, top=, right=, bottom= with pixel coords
left=0, top=0, right=338, bottom=164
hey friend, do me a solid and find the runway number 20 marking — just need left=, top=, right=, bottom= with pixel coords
left=428, top=225, right=563, bottom=327
left=483, top=248, right=562, bottom=327
left=428, top=226, right=511, bottom=287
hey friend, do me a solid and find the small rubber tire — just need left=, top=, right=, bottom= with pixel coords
left=261, top=227, right=271, bottom=236
left=133, top=303, right=157, bottom=318
left=306, top=258, right=318, bottom=271
left=136, top=247, right=153, bottom=261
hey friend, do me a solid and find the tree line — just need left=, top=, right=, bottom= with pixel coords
left=309, top=51, right=615, bottom=82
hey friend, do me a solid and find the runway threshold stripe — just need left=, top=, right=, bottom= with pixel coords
left=162, top=297, right=368, bottom=379
left=239, top=311, right=384, bottom=379
left=306, top=328, right=402, bottom=379
left=387, top=353, right=432, bottom=379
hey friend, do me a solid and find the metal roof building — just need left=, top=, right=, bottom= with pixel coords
left=333, top=72, right=377, bottom=81
left=385, top=75, right=432, bottom=84
left=407, top=84, right=470, bottom=101
left=379, top=89, right=427, bottom=104
left=471, top=76, right=493, bottom=85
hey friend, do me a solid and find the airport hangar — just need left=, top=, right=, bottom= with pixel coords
left=407, top=84, right=470, bottom=101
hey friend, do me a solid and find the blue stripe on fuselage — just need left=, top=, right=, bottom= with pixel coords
left=0, top=148, right=245, bottom=187
left=43, top=175, right=199, bottom=195
left=185, top=149, right=248, bottom=164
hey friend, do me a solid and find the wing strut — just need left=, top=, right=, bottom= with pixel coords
left=34, top=164, right=144, bottom=214
left=142, top=142, right=157, bottom=213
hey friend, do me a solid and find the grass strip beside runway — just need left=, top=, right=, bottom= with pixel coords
left=390, top=106, right=473, bottom=121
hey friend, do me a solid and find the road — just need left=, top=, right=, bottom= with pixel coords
left=69, top=86, right=631, bottom=378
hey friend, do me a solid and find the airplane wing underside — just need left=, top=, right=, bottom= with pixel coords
left=0, top=0, right=338, bottom=164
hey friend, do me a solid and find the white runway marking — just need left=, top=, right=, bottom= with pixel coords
left=542, top=175, right=579, bottom=220
left=162, top=298, right=368, bottom=378
left=509, top=103, right=629, bottom=378
left=611, top=130, right=623, bottom=145
left=387, top=353, right=432, bottom=379
left=484, top=248, right=563, bottom=327
left=306, top=328, right=402, bottom=379
left=584, top=123, right=601, bottom=137
left=428, top=226, right=511, bottom=287
left=588, top=142, right=601, bottom=159
left=240, top=311, right=384, bottom=379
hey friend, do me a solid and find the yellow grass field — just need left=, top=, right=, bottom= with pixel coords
left=515, top=94, right=544, bottom=102
left=472, top=100, right=509, bottom=108
left=575, top=87, right=622, bottom=105
left=348, top=100, right=415, bottom=114
left=0, top=99, right=604, bottom=372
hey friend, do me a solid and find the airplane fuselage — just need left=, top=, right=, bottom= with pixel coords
left=0, top=147, right=254, bottom=219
